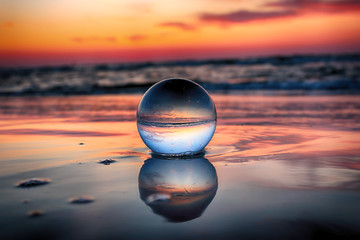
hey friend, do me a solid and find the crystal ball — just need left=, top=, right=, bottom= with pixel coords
left=137, top=78, right=216, bottom=156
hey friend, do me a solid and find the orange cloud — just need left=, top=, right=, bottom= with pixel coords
left=72, top=37, right=117, bottom=43
left=158, top=22, right=196, bottom=31
left=129, top=34, right=147, bottom=42
left=199, top=10, right=295, bottom=24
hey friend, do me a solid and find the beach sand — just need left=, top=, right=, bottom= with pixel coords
left=0, top=94, right=360, bottom=239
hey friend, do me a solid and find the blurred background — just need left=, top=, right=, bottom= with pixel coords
left=1, top=0, right=360, bottom=94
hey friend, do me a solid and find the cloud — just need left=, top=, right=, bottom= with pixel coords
left=72, top=36, right=117, bottom=43
left=267, top=0, right=360, bottom=13
left=199, top=9, right=295, bottom=24
left=158, top=22, right=196, bottom=31
left=128, top=34, right=147, bottom=42
left=199, top=0, right=360, bottom=25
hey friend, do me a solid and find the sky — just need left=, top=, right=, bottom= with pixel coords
left=1, top=0, right=360, bottom=66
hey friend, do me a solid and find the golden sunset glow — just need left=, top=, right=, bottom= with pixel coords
left=1, top=0, right=360, bottom=66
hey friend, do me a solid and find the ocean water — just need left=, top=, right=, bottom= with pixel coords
left=1, top=54, right=360, bottom=95
left=0, top=93, right=359, bottom=239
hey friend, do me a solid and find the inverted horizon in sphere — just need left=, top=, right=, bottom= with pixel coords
left=137, top=78, right=216, bottom=156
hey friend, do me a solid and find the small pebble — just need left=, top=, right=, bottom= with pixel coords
left=28, top=210, right=43, bottom=218
left=99, top=158, right=117, bottom=165
left=79, top=143, right=84, bottom=145
left=16, top=178, right=51, bottom=188
left=68, top=195, right=94, bottom=204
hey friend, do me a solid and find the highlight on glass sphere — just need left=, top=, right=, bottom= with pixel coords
left=138, top=155, right=218, bottom=222
left=137, top=78, right=216, bottom=156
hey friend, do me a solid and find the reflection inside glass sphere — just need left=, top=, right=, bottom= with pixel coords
left=138, top=155, right=218, bottom=222
left=137, top=78, right=217, bottom=156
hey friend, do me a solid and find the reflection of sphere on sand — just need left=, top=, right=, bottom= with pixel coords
left=138, top=155, right=218, bottom=222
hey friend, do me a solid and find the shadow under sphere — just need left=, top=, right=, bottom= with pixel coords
left=138, top=155, right=218, bottom=222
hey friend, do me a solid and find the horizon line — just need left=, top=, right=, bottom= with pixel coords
left=0, top=51, right=359, bottom=69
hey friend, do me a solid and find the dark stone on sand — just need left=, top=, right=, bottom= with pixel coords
left=99, top=158, right=117, bottom=165
left=28, top=210, right=43, bottom=218
left=79, top=142, right=84, bottom=145
left=16, top=178, right=51, bottom=188
left=68, top=195, right=94, bottom=204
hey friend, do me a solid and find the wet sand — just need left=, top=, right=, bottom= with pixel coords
left=0, top=94, right=360, bottom=239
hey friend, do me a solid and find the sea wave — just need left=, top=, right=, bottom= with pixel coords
left=1, top=54, right=359, bottom=95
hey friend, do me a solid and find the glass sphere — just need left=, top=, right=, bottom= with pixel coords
left=138, top=156, right=218, bottom=222
left=137, top=78, right=216, bottom=156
